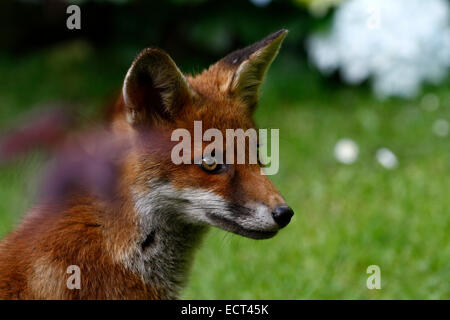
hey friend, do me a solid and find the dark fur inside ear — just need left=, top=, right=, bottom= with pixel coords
left=123, top=48, right=193, bottom=126
left=220, top=29, right=287, bottom=111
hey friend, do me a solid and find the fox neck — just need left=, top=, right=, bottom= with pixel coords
left=122, top=184, right=208, bottom=299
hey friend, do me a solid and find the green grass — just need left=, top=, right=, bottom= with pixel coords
left=0, top=42, right=449, bottom=299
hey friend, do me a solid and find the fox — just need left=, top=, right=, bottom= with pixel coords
left=0, top=29, right=293, bottom=299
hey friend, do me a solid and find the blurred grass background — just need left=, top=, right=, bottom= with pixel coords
left=0, top=0, right=449, bottom=299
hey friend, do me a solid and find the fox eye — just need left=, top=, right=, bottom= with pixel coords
left=201, top=155, right=221, bottom=173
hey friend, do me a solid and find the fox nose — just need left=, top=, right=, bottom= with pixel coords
left=272, top=205, right=294, bottom=228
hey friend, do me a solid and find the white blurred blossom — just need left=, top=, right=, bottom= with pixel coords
left=249, top=0, right=272, bottom=7
left=307, top=0, right=450, bottom=99
left=432, top=119, right=449, bottom=137
left=421, top=93, right=440, bottom=112
left=334, top=138, right=359, bottom=164
left=376, top=148, right=398, bottom=169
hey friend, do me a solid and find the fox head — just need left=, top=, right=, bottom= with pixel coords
left=115, top=29, right=293, bottom=240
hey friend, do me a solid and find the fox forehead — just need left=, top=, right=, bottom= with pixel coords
left=176, top=100, right=255, bottom=132
left=173, top=76, right=255, bottom=131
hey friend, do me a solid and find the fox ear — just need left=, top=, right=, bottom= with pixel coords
left=122, top=48, right=193, bottom=126
left=219, top=29, right=287, bottom=111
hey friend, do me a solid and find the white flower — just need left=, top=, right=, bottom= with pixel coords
left=421, top=93, right=440, bottom=112
left=334, top=138, right=359, bottom=164
left=376, top=148, right=398, bottom=169
left=307, top=0, right=450, bottom=99
left=432, top=119, right=449, bottom=137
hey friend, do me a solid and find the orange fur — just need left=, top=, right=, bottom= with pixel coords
left=0, top=30, right=290, bottom=299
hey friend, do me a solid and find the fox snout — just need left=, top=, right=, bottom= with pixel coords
left=226, top=202, right=294, bottom=239
left=272, top=205, right=294, bottom=229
